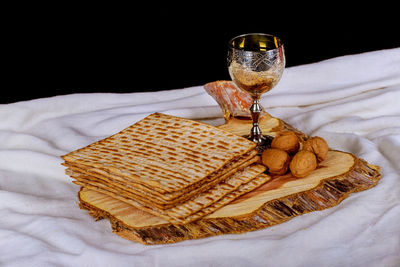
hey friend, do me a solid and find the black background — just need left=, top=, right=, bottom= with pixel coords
left=4, top=5, right=399, bottom=104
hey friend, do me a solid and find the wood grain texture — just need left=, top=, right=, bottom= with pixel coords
left=217, top=116, right=308, bottom=142
left=71, top=115, right=381, bottom=245
left=79, top=150, right=381, bottom=245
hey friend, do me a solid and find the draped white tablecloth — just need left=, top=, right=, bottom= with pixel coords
left=1, top=48, right=399, bottom=267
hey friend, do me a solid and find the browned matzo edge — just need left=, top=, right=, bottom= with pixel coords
left=75, top=164, right=269, bottom=225
left=64, top=151, right=258, bottom=206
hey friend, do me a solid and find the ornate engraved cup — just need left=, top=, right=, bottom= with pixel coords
left=227, top=33, right=285, bottom=151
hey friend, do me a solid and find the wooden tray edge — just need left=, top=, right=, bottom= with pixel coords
left=78, top=156, right=381, bottom=245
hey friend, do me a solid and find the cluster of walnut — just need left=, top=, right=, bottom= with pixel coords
left=261, top=131, right=329, bottom=178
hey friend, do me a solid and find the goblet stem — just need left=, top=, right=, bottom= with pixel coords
left=250, top=99, right=263, bottom=145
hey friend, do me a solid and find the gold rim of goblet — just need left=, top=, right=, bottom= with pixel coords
left=228, top=33, right=283, bottom=52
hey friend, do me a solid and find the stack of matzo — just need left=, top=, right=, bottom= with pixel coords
left=62, top=113, right=269, bottom=225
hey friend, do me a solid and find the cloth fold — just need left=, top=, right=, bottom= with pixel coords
left=0, top=48, right=399, bottom=266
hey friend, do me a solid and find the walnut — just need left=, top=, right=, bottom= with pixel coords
left=271, top=131, right=300, bottom=154
left=302, top=136, right=329, bottom=162
left=289, top=150, right=317, bottom=178
left=261, top=148, right=290, bottom=175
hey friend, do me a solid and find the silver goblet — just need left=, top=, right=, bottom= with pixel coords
left=227, top=33, right=285, bottom=151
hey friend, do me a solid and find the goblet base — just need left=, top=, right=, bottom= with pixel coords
left=245, top=134, right=274, bottom=154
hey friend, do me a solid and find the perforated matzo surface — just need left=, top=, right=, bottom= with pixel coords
left=62, top=113, right=256, bottom=193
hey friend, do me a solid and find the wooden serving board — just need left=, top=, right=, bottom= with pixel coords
left=78, top=116, right=381, bottom=245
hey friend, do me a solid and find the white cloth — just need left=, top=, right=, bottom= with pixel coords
left=1, top=48, right=399, bottom=267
